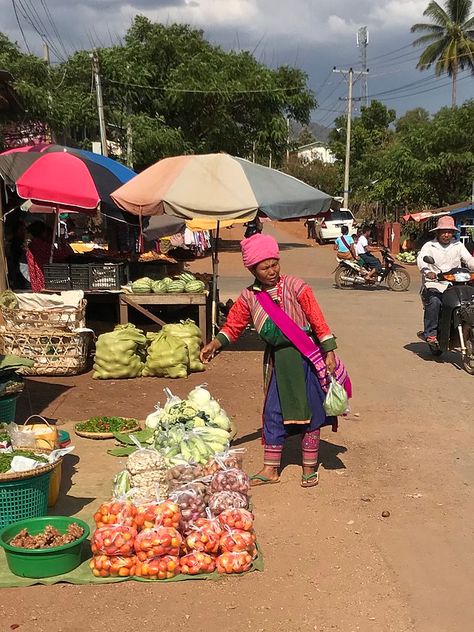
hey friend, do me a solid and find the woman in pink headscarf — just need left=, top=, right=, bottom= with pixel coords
left=201, top=233, right=351, bottom=489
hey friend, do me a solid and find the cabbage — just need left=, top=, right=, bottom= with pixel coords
left=188, top=385, right=212, bottom=407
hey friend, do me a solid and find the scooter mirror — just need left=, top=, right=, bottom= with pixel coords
left=423, top=256, right=435, bottom=265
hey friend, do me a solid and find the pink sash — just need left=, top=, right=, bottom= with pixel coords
left=255, top=290, right=352, bottom=396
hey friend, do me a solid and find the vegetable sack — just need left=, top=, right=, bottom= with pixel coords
left=142, top=331, right=189, bottom=379
left=93, top=324, right=146, bottom=379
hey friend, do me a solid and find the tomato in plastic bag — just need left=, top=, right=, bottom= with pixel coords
left=134, top=499, right=181, bottom=530
left=89, top=554, right=137, bottom=578
left=219, top=528, right=256, bottom=553
left=134, top=526, right=182, bottom=560
left=135, top=555, right=180, bottom=580
left=180, top=552, right=216, bottom=575
left=93, top=500, right=137, bottom=529
left=91, top=525, right=137, bottom=557
left=216, top=551, right=253, bottom=574
left=218, top=508, right=254, bottom=532
left=185, top=526, right=220, bottom=554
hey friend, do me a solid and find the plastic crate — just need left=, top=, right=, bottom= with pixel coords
left=0, top=395, right=17, bottom=423
left=44, top=264, right=71, bottom=291
left=0, top=470, right=51, bottom=528
left=88, top=262, right=128, bottom=290
left=70, top=264, right=90, bottom=290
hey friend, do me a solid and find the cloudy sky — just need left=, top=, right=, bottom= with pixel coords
left=3, top=0, right=473, bottom=127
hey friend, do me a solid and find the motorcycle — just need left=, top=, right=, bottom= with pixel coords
left=334, top=247, right=411, bottom=292
left=421, top=255, right=474, bottom=374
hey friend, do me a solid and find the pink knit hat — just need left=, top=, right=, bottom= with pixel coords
left=240, top=233, right=280, bottom=268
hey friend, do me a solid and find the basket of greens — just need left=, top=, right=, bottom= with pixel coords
left=74, top=416, right=141, bottom=440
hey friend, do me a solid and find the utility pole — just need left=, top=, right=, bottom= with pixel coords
left=333, top=66, right=369, bottom=209
left=286, top=116, right=290, bottom=163
left=43, top=43, right=50, bottom=64
left=91, top=51, right=108, bottom=157
left=357, top=27, right=369, bottom=106
left=126, top=120, right=133, bottom=169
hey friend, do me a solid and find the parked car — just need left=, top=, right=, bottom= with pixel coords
left=318, top=208, right=357, bottom=243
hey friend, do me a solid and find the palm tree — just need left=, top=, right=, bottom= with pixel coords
left=411, top=0, right=474, bottom=106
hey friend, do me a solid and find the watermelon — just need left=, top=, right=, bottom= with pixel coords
left=167, top=280, right=186, bottom=293
left=185, top=280, right=206, bottom=293
left=161, top=277, right=173, bottom=287
left=152, top=279, right=169, bottom=293
left=132, top=277, right=154, bottom=293
left=179, top=272, right=196, bottom=283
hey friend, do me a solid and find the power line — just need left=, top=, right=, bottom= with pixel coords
left=373, top=72, right=472, bottom=101
left=317, top=76, right=346, bottom=108
left=365, top=67, right=471, bottom=99
left=39, top=0, right=69, bottom=59
left=11, top=0, right=30, bottom=53
left=105, top=78, right=305, bottom=94
left=15, top=0, right=66, bottom=61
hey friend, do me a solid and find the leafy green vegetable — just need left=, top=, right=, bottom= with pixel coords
left=112, top=427, right=154, bottom=445
left=107, top=446, right=137, bottom=457
left=75, top=417, right=139, bottom=433
left=0, top=450, right=48, bottom=473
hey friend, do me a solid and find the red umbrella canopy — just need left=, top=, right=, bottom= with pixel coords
left=16, top=152, right=100, bottom=210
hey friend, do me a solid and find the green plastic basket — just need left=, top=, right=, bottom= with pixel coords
left=0, top=395, right=17, bottom=423
left=0, top=516, right=90, bottom=578
left=0, top=470, right=51, bottom=528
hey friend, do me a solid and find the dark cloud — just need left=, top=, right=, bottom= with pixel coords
left=1, top=0, right=470, bottom=118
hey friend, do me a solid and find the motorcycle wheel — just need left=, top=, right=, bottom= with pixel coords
left=387, top=269, right=410, bottom=292
left=463, top=336, right=474, bottom=375
left=335, top=266, right=356, bottom=289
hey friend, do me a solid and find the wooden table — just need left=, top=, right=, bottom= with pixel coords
left=118, top=292, right=208, bottom=341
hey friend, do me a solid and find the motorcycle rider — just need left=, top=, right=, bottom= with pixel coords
left=417, top=216, right=474, bottom=344
left=356, top=225, right=382, bottom=281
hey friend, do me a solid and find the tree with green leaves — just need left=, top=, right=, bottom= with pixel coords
left=411, top=0, right=474, bottom=107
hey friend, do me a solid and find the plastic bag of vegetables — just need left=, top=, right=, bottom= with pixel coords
left=208, top=490, right=249, bottom=516
left=134, top=499, right=181, bottom=531
left=93, top=326, right=147, bottom=379
left=142, top=331, right=189, bottom=379
left=185, top=523, right=220, bottom=554
left=219, top=528, right=256, bottom=554
left=135, top=555, right=180, bottom=580
left=91, top=524, right=137, bottom=556
left=126, top=444, right=168, bottom=502
left=218, top=508, right=254, bottom=532
left=162, top=320, right=204, bottom=373
left=180, top=552, right=216, bottom=575
left=210, top=468, right=251, bottom=496
left=170, top=486, right=207, bottom=533
left=216, top=551, right=253, bottom=574
left=93, top=499, right=137, bottom=529
left=167, top=463, right=204, bottom=493
left=134, top=525, right=182, bottom=559
left=90, top=554, right=137, bottom=578
left=203, top=449, right=245, bottom=475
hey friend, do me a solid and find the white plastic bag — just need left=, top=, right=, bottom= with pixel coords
left=323, top=376, right=348, bottom=416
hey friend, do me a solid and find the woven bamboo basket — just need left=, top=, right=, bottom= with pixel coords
left=0, top=299, right=86, bottom=332
left=0, top=329, right=91, bottom=376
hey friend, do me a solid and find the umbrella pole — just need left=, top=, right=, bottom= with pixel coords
left=211, top=221, right=220, bottom=336
left=50, top=206, right=59, bottom=264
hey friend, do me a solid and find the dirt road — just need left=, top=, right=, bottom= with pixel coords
left=2, top=223, right=474, bottom=632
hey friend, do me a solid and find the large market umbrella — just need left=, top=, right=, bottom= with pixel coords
left=142, top=214, right=186, bottom=242
left=0, top=144, right=138, bottom=224
left=110, top=153, right=332, bottom=221
left=111, top=153, right=333, bottom=333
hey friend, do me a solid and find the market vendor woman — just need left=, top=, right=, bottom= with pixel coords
left=201, top=233, right=351, bottom=488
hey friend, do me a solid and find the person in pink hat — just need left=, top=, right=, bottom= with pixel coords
left=417, top=215, right=474, bottom=344
left=201, top=232, right=351, bottom=489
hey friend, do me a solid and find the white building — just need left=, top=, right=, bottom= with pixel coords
left=296, top=141, right=336, bottom=165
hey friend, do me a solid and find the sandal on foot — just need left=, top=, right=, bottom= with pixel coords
left=250, top=474, right=280, bottom=487
left=301, top=472, right=319, bottom=488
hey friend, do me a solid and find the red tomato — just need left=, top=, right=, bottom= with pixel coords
left=91, top=525, right=137, bottom=556
left=185, top=529, right=220, bottom=554
left=219, top=529, right=256, bottom=553
left=218, top=509, right=253, bottom=532
left=89, top=555, right=137, bottom=578
left=134, top=526, right=182, bottom=559
left=93, top=500, right=137, bottom=529
left=216, top=551, right=253, bottom=574
left=135, top=556, right=180, bottom=580
left=180, top=552, right=216, bottom=575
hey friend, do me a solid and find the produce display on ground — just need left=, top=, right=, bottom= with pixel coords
left=93, top=321, right=204, bottom=380
left=131, top=273, right=207, bottom=295
left=396, top=250, right=417, bottom=263
left=89, top=461, right=258, bottom=580
left=109, top=386, right=236, bottom=467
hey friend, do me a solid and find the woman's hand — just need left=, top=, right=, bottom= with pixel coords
left=200, top=339, right=222, bottom=363
left=325, top=351, right=336, bottom=374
